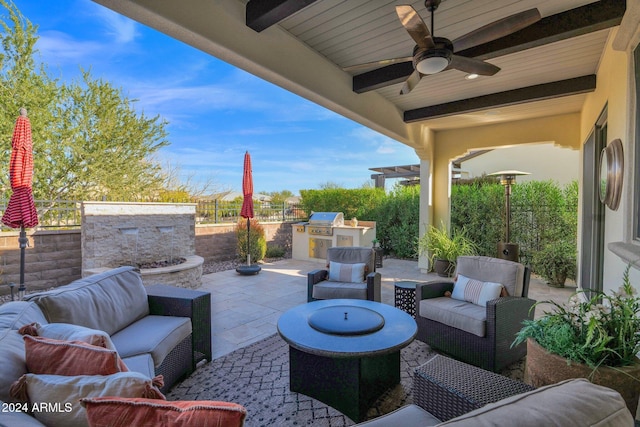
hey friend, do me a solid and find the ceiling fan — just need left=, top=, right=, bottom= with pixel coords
left=345, top=0, right=541, bottom=95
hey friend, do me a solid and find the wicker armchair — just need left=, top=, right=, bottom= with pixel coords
left=307, top=246, right=381, bottom=302
left=415, top=256, right=535, bottom=372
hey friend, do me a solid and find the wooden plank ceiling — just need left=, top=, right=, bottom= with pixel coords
left=245, top=0, right=625, bottom=129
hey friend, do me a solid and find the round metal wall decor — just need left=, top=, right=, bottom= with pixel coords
left=599, top=138, right=623, bottom=211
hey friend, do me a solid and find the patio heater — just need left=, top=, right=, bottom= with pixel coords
left=488, top=170, right=530, bottom=262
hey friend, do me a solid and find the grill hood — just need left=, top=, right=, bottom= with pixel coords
left=308, top=212, right=344, bottom=227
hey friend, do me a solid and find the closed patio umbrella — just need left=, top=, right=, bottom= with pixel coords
left=2, top=108, right=39, bottom=299
left=237, top=151, right=260, bottom=275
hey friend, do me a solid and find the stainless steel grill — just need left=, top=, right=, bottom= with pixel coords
left=307, top=212, right=344, bottom=236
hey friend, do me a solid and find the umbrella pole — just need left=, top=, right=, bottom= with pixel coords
left=246, top=218, right=251, bottom=266
left=18, top=226, right=27, bottom=299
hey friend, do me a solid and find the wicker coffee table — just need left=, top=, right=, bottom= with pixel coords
left=277, top=299, right=417, bottom=422
left=414, top=354, right=535, bottom=421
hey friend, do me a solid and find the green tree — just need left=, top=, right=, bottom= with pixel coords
left=0, top=1, right=169, bottom=202
left=263, top=190, right=294, bottom=205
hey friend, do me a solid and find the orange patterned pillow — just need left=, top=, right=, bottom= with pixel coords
left=24, top=335, right=128, bottom=376
left=81, top=397, right=247, bottom=427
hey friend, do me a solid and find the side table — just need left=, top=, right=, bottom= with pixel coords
left=146, top=284, right=212, bottom=371
left=394, top=280, right=422, bottom=318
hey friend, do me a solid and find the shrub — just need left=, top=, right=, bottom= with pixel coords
left=265, top=244, right=286, bottom=259
left=236, top=219, right=266, bottom=263
left=370, top=184, right=420, bottom=259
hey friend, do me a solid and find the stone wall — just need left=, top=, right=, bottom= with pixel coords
left=1, top=218, right=294, bottom=295
left=81, top=202, right=196, bottom=271
left=0, top=229, right=81, bottom=293
left=196, top=221, right=293, bottom=261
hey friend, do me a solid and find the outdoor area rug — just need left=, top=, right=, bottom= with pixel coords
left=166, top=333, right=435, bottom=426
left=166, top=334, right=525, bottom=426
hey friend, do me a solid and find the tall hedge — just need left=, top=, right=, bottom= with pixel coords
left=371, top=185, right=420, bottom=259
left=450, top=181, right=504, bottom=257
left=451, top=179, right=578, bottom=270
left=299, top=188, right=385, bottom=220
left=299, top=180, right=577, bottom=270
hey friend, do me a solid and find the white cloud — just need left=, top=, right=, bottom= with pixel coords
left=93, top=5, right=139, bottom=44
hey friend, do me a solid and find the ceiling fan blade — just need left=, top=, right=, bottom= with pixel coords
left=452, top=8, right=541, bottom=52
left=396, top=5, right=435, bottom=49
left=342, top=56, right=413, bottom=72
left=400, top=70, right=422, bottom=95
left=449, top=55, right=500, bottom=76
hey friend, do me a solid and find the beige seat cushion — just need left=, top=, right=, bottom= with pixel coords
left=111, top=315, right=192, bottom=369
left=419, top=297, right=486, bottom=337
left=440, top=379, right=634, bottom=426
left=355, top=404, right=440, bottom=426
left=312, top=281, right=368, bottom=300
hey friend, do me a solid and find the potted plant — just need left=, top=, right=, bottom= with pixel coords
left=513, top=266, right=640, bottom=415
left=418, top=222, right=477, bottom=277
left=532, top=239, right=577, bottom=287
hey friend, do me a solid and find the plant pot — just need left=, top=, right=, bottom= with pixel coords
left=433, top=258, right=454, bottom=277
left=526, top=338, right=640, bottom=416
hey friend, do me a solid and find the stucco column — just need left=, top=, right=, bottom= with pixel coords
left=413, top=126, right=435, bottom=272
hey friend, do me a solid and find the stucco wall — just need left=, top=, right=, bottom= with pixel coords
left=580, top=24, right=640, bottom=291
left=460, top=143, right=579, bottom=187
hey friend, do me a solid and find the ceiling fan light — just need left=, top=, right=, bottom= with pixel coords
left=415, top=49, right=451, bottom=74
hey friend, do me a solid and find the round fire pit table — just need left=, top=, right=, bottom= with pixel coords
left=277, top=299, right=416, bottom=422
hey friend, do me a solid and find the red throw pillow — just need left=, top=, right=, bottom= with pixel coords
left=81, top=397, right=247, bottom=427
left=24, top=335, right=128, bottom=376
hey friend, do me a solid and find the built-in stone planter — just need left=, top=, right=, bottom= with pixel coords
left=139, top=255, right=203, bottom=289
left=84, top=255, right=204, bottom=289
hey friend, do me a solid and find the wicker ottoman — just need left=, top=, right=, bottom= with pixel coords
left=413, top=354, right=535, bottom=421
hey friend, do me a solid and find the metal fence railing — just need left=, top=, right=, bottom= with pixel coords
left=0, top=198, right=82, bottom=230
left=196, top=200, right=306, bottom=224
left=0, top=199, right=307, bottom=230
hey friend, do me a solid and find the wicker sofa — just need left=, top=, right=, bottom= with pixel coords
left=0, top=266, right=206, bottom=426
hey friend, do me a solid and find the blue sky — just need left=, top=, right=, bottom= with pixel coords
left=12, top=0, right=419, bottom=195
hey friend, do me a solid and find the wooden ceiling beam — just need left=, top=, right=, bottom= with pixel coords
left=458, top=0, right=626, bottom=59
left=403, top=75, right=596, bottom=123
left=353, top=0, right=625, bottom=93
left=246, top=0, right=319, bottom=32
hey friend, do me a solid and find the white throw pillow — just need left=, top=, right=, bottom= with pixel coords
left=328, top=261, right=366, bottom=283
left=451, top=274, right=503, bottom=307
left=11, top=372, right=163, bottom=427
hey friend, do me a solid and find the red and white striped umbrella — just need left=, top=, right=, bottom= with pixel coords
left=2, top=108, right=38, bottom=229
